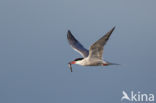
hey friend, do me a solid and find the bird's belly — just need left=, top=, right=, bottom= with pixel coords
left=81, top=59, right=104, bottom=66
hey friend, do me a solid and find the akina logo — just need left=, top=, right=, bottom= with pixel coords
left=121, top=90, right=154, bottom=102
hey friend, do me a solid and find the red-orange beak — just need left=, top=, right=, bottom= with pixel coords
left=71, top=61, right=76, bottom=64
left=68, top=61, right=76, bottom=64
left=68, top=61, right=76, bottom=72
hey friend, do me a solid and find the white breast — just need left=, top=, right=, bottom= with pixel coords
left=75, top=57, right=104, bottom=66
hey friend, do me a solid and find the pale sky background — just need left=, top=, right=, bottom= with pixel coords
left=0, top=0, right=156, bottom=103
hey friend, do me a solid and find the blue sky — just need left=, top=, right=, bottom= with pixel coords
left=0, top=0, right=156, bottom=103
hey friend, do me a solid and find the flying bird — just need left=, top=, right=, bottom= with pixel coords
left=67, top=27, right=118, bottom=72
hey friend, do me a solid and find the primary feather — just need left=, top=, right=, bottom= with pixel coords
left=67, top=30, right=89, bottom=57
left=88, top=27, right=115, bottom=59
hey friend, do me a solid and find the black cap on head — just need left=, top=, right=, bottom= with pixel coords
left=74, top=58, right=83, bottom=61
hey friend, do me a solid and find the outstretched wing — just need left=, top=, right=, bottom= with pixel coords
left=88, top=27, right=115, bottom=59
left=67, top=30, right=89, bottom=57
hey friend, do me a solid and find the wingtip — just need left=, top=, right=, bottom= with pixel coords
left=111, top=26, right=116, bottom=31
left=107, top=26, right=116, bottom=35
left=67, top=30, right=72, bottom=38
left=67, top=30, right=72, bottom=36
left=67, top=30, right=77, bottom=41
left=67, top=30, right=71, bottom=33
left=67, top=30, right=71, bottom=35
left=67, top=29, right=79, bottom=45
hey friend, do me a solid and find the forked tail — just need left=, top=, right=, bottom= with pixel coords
left=108, top=62, right=120, bottom=65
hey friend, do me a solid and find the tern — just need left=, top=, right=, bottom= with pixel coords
left=67, top=26, right=118, bottom=72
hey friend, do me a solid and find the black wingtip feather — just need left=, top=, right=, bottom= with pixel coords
left=67, top=30, right=78, bottom=43
left=105, top=26, right=116, bottom=40
left=67, top=30, right=71, bottom=35
left=67, top=30, right=71, bottom=38
left=110, top=26, right=116, bottom=33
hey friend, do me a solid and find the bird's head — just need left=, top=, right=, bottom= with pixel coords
left=68, top=58, right=83, bottom=65
left=68, top=58, right=83, bottom=72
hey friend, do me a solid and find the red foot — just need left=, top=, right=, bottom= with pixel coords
left=103, top=63, right=108, bottom=66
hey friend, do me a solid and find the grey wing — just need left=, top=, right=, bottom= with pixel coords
left=88, top=27, right=115, bottom=59
left=67, top=30, right=89, bottom=57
